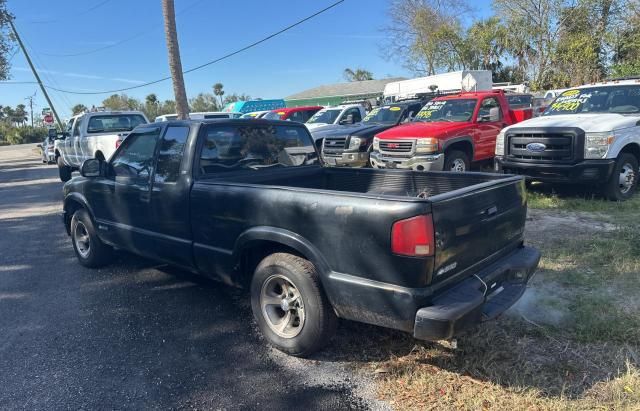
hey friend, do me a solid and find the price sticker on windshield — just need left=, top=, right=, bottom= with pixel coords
left=389, top=106, right=401, bottom=111
left=549, top=89, right=591, bottom=112
left=363, top=108, right=380, bottom=121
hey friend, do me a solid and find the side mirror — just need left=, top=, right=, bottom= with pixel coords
left=489, top=107, right=500, bottom=122
left=80, top=158, right=103, bottom=178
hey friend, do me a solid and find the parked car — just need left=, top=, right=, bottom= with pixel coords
left=321, top=100, right=425, bottom=167
left=240, top=111, right=270, bottom=119
left=62, top=118, right=540, bottom=357
left=56, top=110, right=149, bottom=182
left=262, top=106, right=323, bottom=123
left=154, top=112, right=242, bottom=122
left=305, top=104, right=367, bottom=132
left=495, top=79, right=640, bottom=200
left=370, top=90, right=533, bottom=172
left=39, top=129, right=57, bottom=164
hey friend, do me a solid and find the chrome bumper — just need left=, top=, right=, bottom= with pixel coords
left=323, top=151, right=369, bottom=167
left=370, top=151, right=444, bottom=171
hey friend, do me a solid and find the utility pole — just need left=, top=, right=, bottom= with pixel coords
left=25, top=92, right=36, bottom=127
left=161, top=0, right=189, bottom=120
left=9, top=20, right=64, bottom=130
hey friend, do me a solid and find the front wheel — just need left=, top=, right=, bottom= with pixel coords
left=444, top=150, right=470, bottom=172
left=70, top=209, right=113, bottom=268
left=250, top=253, right=337, bottom=357
left=57, top=156, right=72, bottom=182
left=604, top=153, right=638, bottom=201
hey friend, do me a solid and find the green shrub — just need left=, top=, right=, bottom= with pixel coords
left=5, top=126, right=48, bottom=145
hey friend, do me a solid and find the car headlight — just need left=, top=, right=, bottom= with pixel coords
left=373, top=136, right=380, bottom=151
left=585, top=132, right=614, bottom=159
left=495, top=130, right=506, bottom=156
left=348, top=137, right=362, bottom=150
left=415, top=137, right=439, bottom=154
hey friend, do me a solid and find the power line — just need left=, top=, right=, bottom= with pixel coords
left=43, top=0, right=345, bottom=95
left=22, top=0, right=112, bottom=24
left=38, top=0, right=208, bottom=58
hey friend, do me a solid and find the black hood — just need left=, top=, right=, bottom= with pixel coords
left=321, top=122, right=396, bottom=139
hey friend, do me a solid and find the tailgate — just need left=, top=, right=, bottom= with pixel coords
left=429, top=177, right=527, bottom=284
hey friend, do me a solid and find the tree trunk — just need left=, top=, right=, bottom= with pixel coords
left=161, top=0, right=189, bottom=120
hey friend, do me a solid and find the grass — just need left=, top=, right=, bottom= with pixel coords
left=365, top=190, right=640, bottom=410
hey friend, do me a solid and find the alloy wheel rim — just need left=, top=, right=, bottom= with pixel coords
left=451, top=158, right=466, bottom=172
left=74, top=221, right=91, bottom=258
left=618, top=163, right=636, bottom=194
left=260, top=274, right=305, bottom=338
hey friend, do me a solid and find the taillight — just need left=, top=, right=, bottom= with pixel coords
left=115, top=139, right=122, bottom=149
left=391, top=215, right=434, bottom=257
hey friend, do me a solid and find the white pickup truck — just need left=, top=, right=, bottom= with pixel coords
left=56, top=111, right=148, bottom=182
left=495, top=78, right=640, bottom=200
left=305, top=104, right=368, bottom=146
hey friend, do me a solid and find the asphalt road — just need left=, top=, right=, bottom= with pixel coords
left=0, top=145, right=385, bottom=410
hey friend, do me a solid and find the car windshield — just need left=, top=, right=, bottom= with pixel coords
left=307, top=109, right=341, bottom=124
left=362, top=106, right=404, bottom=124
left=543, top=85, right=640, bottom=115
left=263, top=111, right=285, bottom=120
left=87, top=114, right=147, bottom=133
left=199, top=125, right=319, bottom=174
left=414, top=99, right=477, bottom=122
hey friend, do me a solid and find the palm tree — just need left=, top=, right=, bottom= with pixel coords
left=161, top=0, right=189, bottom=120
left=213, top=83, right=225, bottom=108
left=145, top=93, right=159, bottom=119
left=15, top=104, right=27, bottom=126
left=343, top=68, right=374, bottom=82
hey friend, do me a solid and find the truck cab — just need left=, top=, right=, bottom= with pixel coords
left=305, top=104, right=367, bottom=133
left=371, top=91, right=532, bottom=172
left=495, top=79, right=640, bottom=200
left=56, top=111, right=148, bottom=182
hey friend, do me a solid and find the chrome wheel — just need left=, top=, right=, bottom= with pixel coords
left=618, top=163, right=636, bottom=194
left=260, top=274, right=305, bottom=338
left=450, top=158, right=466, bottom=172
left=73, top=220, right=91, bottom=258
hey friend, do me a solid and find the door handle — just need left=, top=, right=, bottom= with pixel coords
left=485, top=205, right=498, bottom=216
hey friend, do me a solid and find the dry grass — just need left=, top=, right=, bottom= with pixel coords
left=361, top=192, right=640, bottom=410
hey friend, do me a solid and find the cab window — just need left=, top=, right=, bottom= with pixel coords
left=288, top=111, right=305, bottom=123
left=478, top=98, right=502, bottom=122
left=110, top=127, right=161, bottom=181
left=72, top=117, right=82, bottom=136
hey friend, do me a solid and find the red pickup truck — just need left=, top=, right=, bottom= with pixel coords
left=370, top=91, right=533, bottom=172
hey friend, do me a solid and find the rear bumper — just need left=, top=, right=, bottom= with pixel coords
left=413, top=246, right=540, bottom=340
left=369, top=151, right=444, bottom=171
left=325, top=245, right=540, bottom=340
left=495, top=156, right=616, bottom=183
left=323, top=151, right=369, bottom=167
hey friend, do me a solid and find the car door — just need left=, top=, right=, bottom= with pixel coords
left=86, top=126, right=161, bottom=255
left=63, top=118, right=77, bottom=165
left=70, top=116, right=83, bottom=167
left=475, top=97, right=504, bottom=160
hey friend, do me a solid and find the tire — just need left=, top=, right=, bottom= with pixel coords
left=444, top=150, right=470, bottom=172
left=70, top=209, right=113, bottom=268
left=250, top=253, right=337, bottom=357
left=604, top=153, right=638, bottom=201
left=57, top=156, right=72, bottom=182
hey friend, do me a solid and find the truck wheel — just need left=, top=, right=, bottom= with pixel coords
left=604, top=153, right=638, bottom=201
left=70, top=209, right=112, bottom=268
left=57, top=156, right=72, bottom=182
left=250, top=253, right=337, bottom=357
left=444, top=150, right=470, bottom=172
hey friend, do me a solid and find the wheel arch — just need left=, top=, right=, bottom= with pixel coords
left=619, top=142, right=640, bottom=162
left=63, top=193, right=95, bottom=235
left=442, top=136, right=474, bottom=159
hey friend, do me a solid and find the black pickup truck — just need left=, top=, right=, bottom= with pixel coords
left=62, top=119, right=540, bottom=357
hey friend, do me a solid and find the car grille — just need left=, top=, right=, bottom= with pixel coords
left=323, top=136, right=348, bottom=154
left=379, top=139, right=414, bottom=155
left=507, top=132, right=574, bottom=162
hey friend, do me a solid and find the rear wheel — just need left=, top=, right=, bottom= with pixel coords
left=70, top=209, right=112, bottom=268
left=444, top=150, right=470, bottom=172
left=604, top=153, right=638, bottom=201
left=250, top=253, right=337, bottom=357
left=57, top=156, right=72, bottom=182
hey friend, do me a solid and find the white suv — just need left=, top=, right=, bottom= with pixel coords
left=495, top=78, right=640, bottom=200
left=56, top=111, right=148, bottom=182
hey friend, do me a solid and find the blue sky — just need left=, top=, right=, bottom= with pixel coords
left=3, top=0, right=492, bottom=118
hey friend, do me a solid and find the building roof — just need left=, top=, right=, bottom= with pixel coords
left=285, top=78, right=406, bottom=101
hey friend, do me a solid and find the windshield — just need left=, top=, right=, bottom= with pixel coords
left=87, top=114, right=147, bottom=133
left=414, top=99, right=477, bottom=122
left=307, top=109, right=341, bottom=124
left=362, top=106, right=404, bottom=124
left=199, top=124, right=318, bottom=174
left=263, top=111, right=285, bottom=120
left=544, top=85, right=640, bottom=115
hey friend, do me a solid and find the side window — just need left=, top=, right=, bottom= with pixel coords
left=66, top=119, right=74, bottom=134
left=110, top=127, right=161, bottom=181
left=347, top=108, right=362, bottom=122
left=288, top=111, right=305, bottom=123
left=154, top=126, right=190, bottom=183
left=479, top=98, right=502, bottom=122
left=73, top=117, right=82, bottom=136
left=302, top=110, right=315, bottom=122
